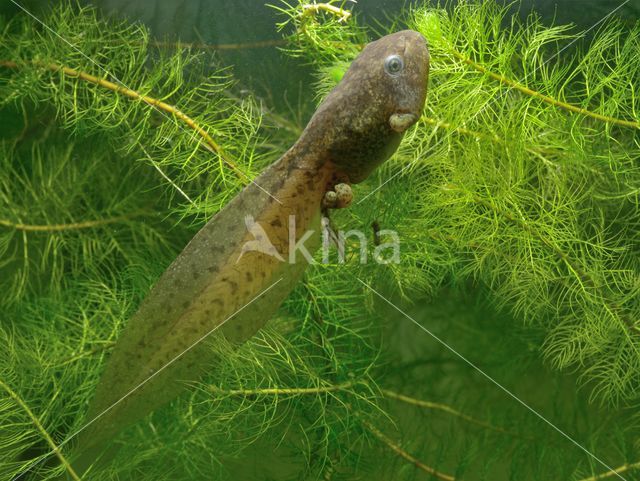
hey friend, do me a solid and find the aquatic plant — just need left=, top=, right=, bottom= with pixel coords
left=1, top=1, right=639, bottom=480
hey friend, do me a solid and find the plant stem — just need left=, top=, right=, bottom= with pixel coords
left=0, top=378, right=81, bottom=481
left=421, top=115, right=562, bottom=165
left=0, top=60, right=243, bottom=177
left=301, top=3, right=352, bottom=23
left=0, top=213, right=146, bottom=232
left=209, top=380, right=357, bottom=397
left=381, top=388, right=527, bottom=439
left=362, top=419, right=457, bottom=481
left=49, top=342, right=116, bottom=368
left=449, top=50, right=639, bottom=129
left=422, top=115, right=500, bottom=141
left=579, top=461, right=640, bottom=481
left=150, top=39, right=287, bottom=51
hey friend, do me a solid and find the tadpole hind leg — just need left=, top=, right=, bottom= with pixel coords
left=322, top=182, right=353, bottom=209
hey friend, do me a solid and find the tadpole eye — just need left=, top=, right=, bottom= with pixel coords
left=384, top=54, right=404, bottom=75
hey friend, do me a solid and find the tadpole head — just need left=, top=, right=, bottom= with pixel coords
left=377, top=30, right=430, bottom=133
left=341, top=29, right=429, bottom=133
left=303, top=30, right=430, bottom=183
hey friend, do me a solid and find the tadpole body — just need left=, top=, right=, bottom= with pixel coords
left=75, top=30, right=429, bottom=465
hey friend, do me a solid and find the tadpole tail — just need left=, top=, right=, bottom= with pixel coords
left=71, top=147, right=333, bottom=471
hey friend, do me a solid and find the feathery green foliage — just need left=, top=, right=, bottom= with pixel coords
left=1, top=1, right=640, bottom=480
left=277, top=0, right=640, bottom=404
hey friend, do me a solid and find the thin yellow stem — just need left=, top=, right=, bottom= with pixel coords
left=421, top=115, right=560, bottom=164
left=49, top=342, right=116, bottom=368
left=0, top=60, right=243, bottom=177
left=449, top=50, right=639, bottom=129
left=0, top=212, right=145, bottom=232
left=421, top=115, right=500, bottom=142
left=381, top=388, right=526, bottom=439
left=0, top=378, right=82, bottom=481
left=150, top=39, right=287, bottom=51
left=210, top=380, right=357, bottom=397
left=578, top=462, right=640, bottom=481
left=301, top=3, right=352, bottom=22
left=362, top=419, right=457, bottom=481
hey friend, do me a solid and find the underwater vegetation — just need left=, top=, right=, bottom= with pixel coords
left=0, top=0, right=639, bottom=480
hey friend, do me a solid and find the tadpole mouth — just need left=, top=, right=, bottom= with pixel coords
left=389, top=112, right=418, bottom=132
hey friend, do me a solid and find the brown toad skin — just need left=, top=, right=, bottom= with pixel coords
left=76, top=30, right=429, bottom=460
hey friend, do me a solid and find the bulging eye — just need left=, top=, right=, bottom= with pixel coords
left=384, top=54, right=404, bottom=75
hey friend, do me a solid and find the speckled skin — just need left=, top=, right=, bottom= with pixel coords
left=76, top=30, right=429, bottom=462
